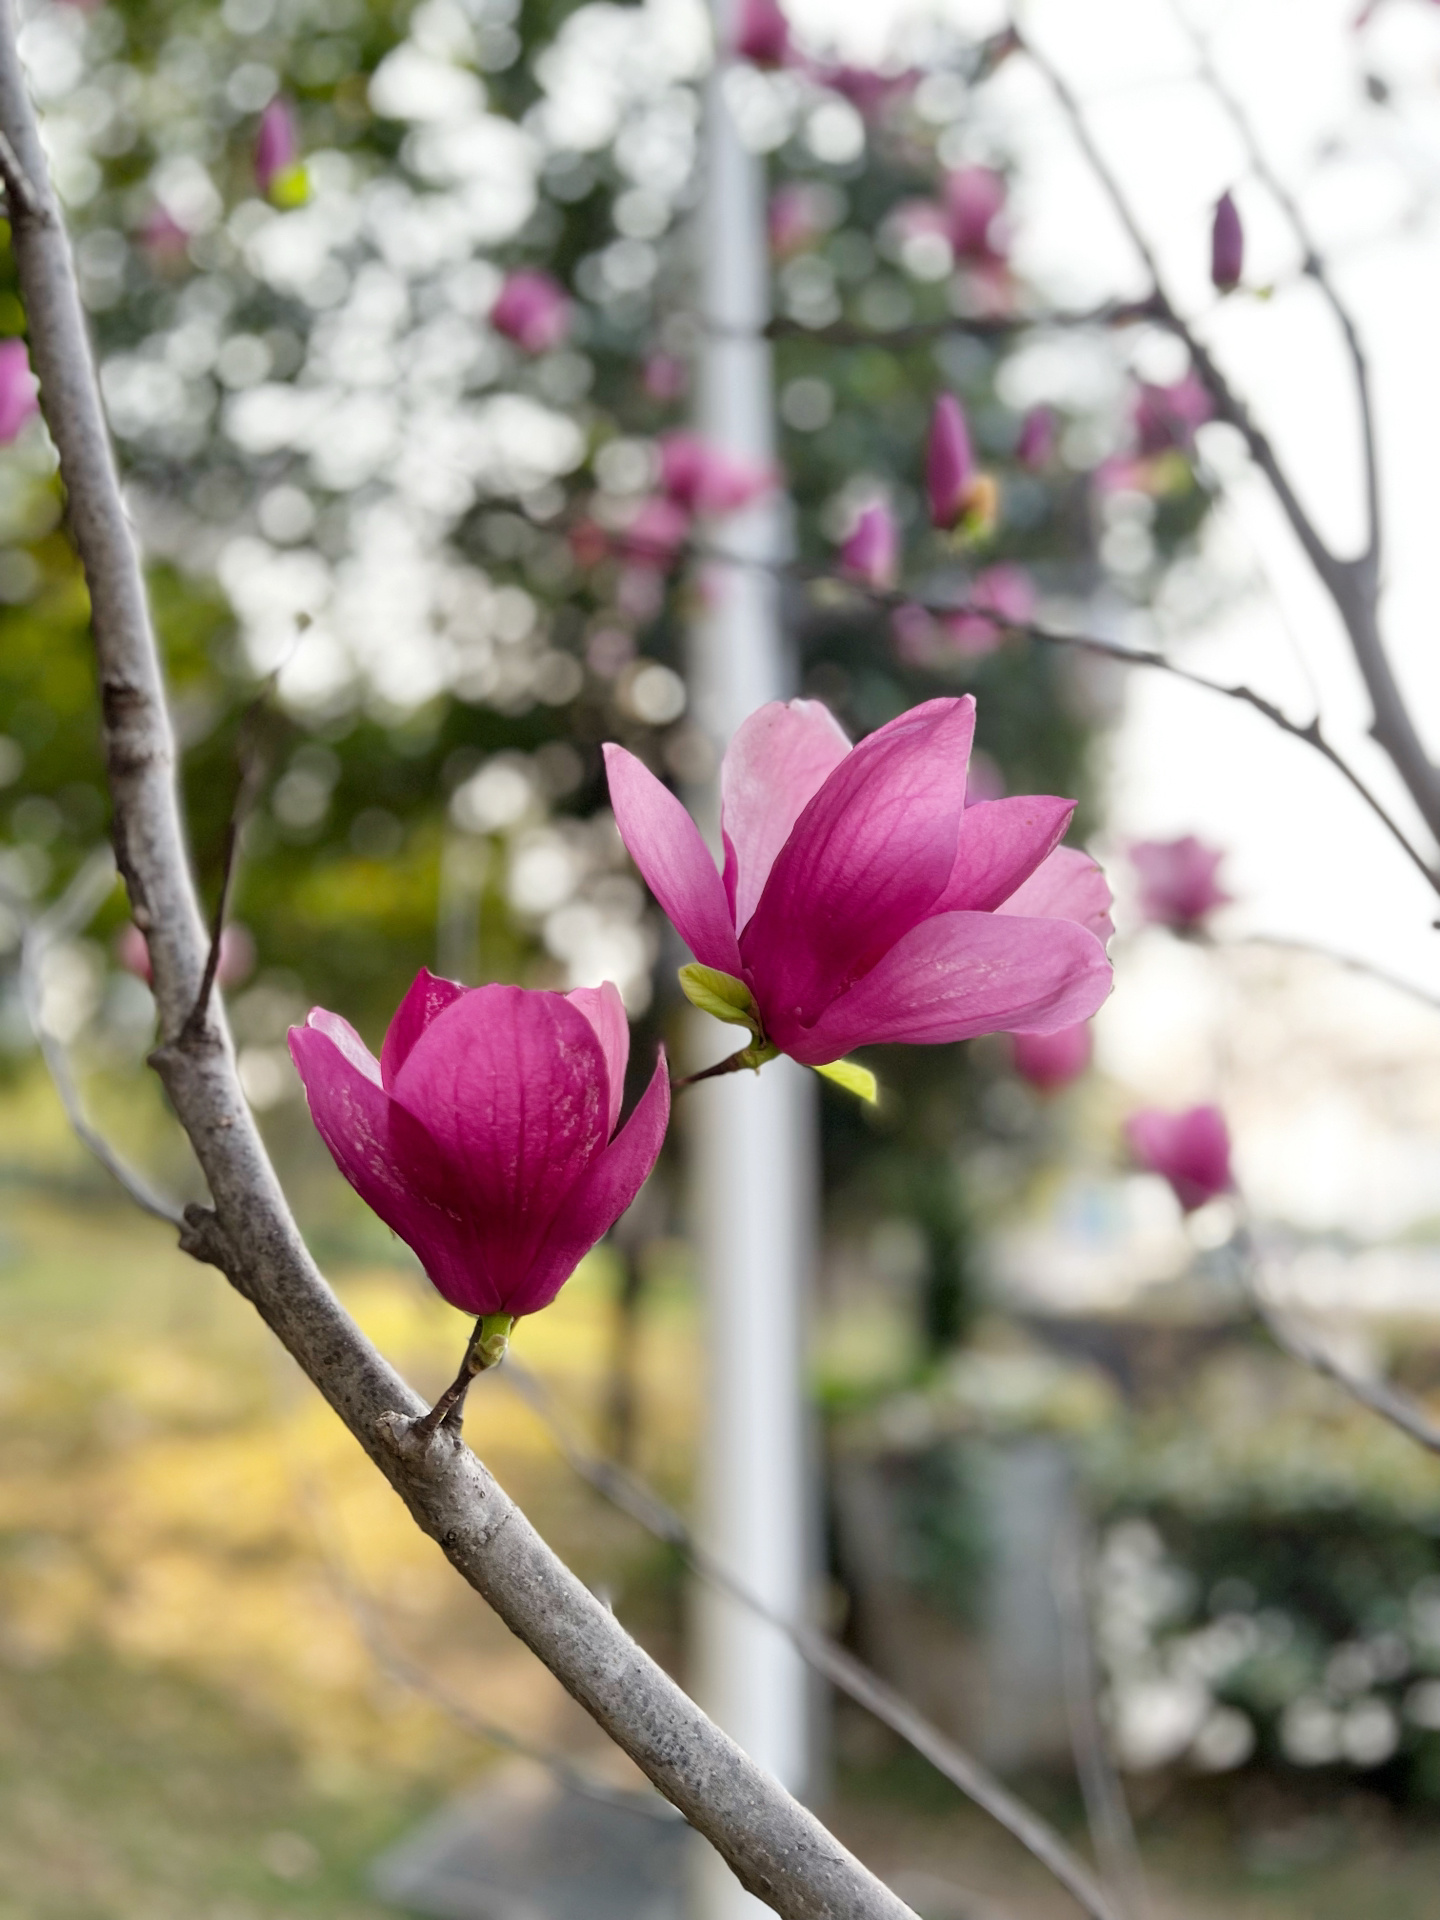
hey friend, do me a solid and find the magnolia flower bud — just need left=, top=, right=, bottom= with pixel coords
left=735, top=0, right=792, bottom=66
left=0, top=339, right=39, bottom=445
left=490, top=270, right=571, bottom=355
left=839, top=502, right=898, bottom=591
left=255, top=99, right=306, bottom=206
left=926, top=393, right=975, bottom=531
left=1015, top=404, right=1057, bottom=471
left=1127, top=1105, right=1233, bottom=1212
left=1211, top=190, right=1243, bottom=293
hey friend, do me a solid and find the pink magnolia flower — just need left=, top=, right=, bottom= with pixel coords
left=1012, top=1020, right=1092, bottom=1092
left=290, top=973, right=669, bottom=1319
left=1211, top=190, right=1243, bottom=293
left=927, top=393, right=989, bottom=532
left=0, top=339, right=38, bottom=445
left=255, top=98, right=300, bottom=198
left=944, top=166, right=1007, bottom=261
left=1016, top=404, right=1058, bottom=470
left=839, top=502, right=898, bottom=591
left=139, top=205, right=192, bottom=265
left=643, top=352, right=688, bottom=402
left=1126, top=1104, right=1233, bottom=1212
left=618, top=495, right=691, bottom=569
left=1133, top=372, right=1212, bottom=457
left=117, top=920, right=255, bottom=989
left=768, top=182, right=833, bottom=257
left=658, top=433, right=772, bottom=516
left=812, top=62, right=919, bottom=119
left=940, top=563, right=1036, bottom=656
left=491, top=270, right=571, bottom=354
left=1131, top=835, right=1230, bottom=930
left=604, top=696, right=1113, bottom=1069
left=735, top=0, right=793, bottom=66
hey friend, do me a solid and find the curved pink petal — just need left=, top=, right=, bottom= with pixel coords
left=305, top=1007, right=382, bottom=1085
left=380, top=968, right=467, bottom=1089
left=999, top=845, right=1114, bottom=943
left=780, top=909, right=1112, bottom=1064
left=566, top=981, right=629, bottom=1136
left=388, top=986, right=610, bottom=1294
left=720, top=699, right=852, bottom=934
left=742, top=697, right=976, bottom=1028
left=603, top=744, right=743, bottom=973
left=517, top=1049, right=670, bottom=1316
left=932, top=795, right=1075, bottom=914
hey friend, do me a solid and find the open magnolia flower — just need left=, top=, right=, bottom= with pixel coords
left=604, top=696, right=1113, bottom=1097
left=289, top=973, right=668, bottom=1422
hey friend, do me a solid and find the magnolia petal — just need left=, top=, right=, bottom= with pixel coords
left=567, top=980, right=629, bottom=1136
left=720, top=699, right=851, bottom=934
left=933, top=795, right=1075, bottom=914
left=519, top=1049, right=671, bottom=1316
left=603, top=743, right=743, bottom=973
left=999, top=845, right=1115, bottom=942
left=783, top=909, right=1113, bottom=1063
left=305, top=1007, right=383, bottom=1086
left=388, top=985, right=610, bottom=1289
left=380, top=967, right=467, bottom=1089
left=743, top=697, right=976, bottom=1028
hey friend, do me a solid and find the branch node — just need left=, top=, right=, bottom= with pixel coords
left=0, top=129, right=42, bottom=223
left=178, top=1202, right=233, bottom=1269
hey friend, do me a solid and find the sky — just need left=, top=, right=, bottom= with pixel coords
left=785, top=0, right=1440, bottom=1250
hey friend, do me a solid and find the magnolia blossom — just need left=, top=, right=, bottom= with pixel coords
left=813, top=62, right=919, bottom=118
left=891, top=566, right=1035, bottom=664
left=491, top=270, right=571, bottom=354
left=1127, top=1105, right=1233, bottom=1212
left=735, top=0, right=792, bottom=65
left=255, top=98, right=300, bottom=197
left=1016, top=404, right=1058, bottom=471
left=618, top=495, right=691, bottom=569
left=0, top=339, right=38, bottom=445
left=642, top=353, right=688, bottom=402
left=1012, top=1021, right=1092, bottom=1092
left=1132, top=835, right=1230, bottom=930
left=944, top=166, right=1007, bottom=260
left=658, top=433, right=772, bottom=516
left=117, top=920, right=255, bottom=989
left=768, top=182, right=832, bottom=257
left=290, top=974, right=668, bottom=1319
left=1133, top=372, right=1212, bottom=457
left=839, top=502, right=898, bottom=591
left=605, top=696, right=1112, bottom=1070
left=927, top=393, right=992, bottom=532
left=1211, top=191, right=1244, bottom=293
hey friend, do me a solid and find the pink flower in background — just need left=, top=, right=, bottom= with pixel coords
left=927, top=393, right=978, bottom=530
left=1133, top=372, right=1213, bottom=457
left=734, top=0, right=793, bottom=66
left=1012, top=1020, right=1092, bottom=1092
left=139, top=206, right=192, bottom=265
left=255, top=98, right=300, bottom=197
left=117, top=921, right=255, bottom=989
left=290, top=974, right=669, bottom=1319
left=658, top=433, right=772, bottom=516
left=642, top=353, right=688, bottom=402
left=939, top=563, right=1036, bottom=656
left=491, top=270, right=571, bottom=354
left=605, top=696, right=1113, bottom=1068
left=839, top=502, right=899, bottom=591
left=0, top=340, right=38, bottom=444
left=1211, top=190, right=1244, bottom=293
left=944, top=166, right=1007, bottom=260
left=1126, top=1104, right=1233, bottom=1212
left=812, top=62, right=919, bottom=118
left=768, top=182, right=833, bottom=257
left=618, top=495, right=691, bottom=569
left=1131, top=835, right=1230, bottom=930
left=1016, top=404, right=1058, bottom=470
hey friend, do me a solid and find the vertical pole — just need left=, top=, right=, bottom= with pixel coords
left=688, top=13, right=817, bottom=1917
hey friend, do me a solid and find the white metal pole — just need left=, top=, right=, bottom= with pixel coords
left=688, top=15, right=817, bottom=1918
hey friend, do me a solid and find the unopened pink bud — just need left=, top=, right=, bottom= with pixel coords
left=839, top=502, right=898, bottom=591
left=0, top=339, right=38, bottom=445
left=1015, top=404, right=1057, bottom=470
left=1126, top=1104, right=1233, bottom=1212
left=1133, top=372, right=1212, bottom=457
left=658, top=433, right=772, bottom=517
left=491, top=270, right=571, bottom=355
left=1013, top=1020, right=1092, bottom=1092
left=944, top=166, right=1006, bottom=260
left=255, top=98, right=299, bottom=196
left=939, top=563, right=1035, bottom=656
left=735, top=0, right=792, bottom=66
left=926, top=393, right=976, bottom=531
left=1211, top=190, right=1243, bottom=294
left=1131, top=835, right=1229, bottom=930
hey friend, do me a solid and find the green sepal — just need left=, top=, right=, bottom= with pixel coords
left=268, top=163, right=310, bottom=210
left=678, top=963, right=760, bottom=1035
left=814, top=1058, right=879, bottom=1104
left=474, top=1312, right=514, bottom=1371
left=736, top=1040, right=780, bottom=1072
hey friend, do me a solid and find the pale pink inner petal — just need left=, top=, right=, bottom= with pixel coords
left=998, top=845, right=1114, bottom=942
left=603, top=744, right=744, bottom=974
left=307, top=1008, right=382, bottom=1085
left=567, top=981, right=630, bottom=1136
left=720, top=699, right=852, bottom=935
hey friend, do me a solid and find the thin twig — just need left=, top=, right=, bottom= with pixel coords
left=504, top=1362, right=1125, bottom=1920
left=181, top=688, right=273, bottom=1041
left=0, top=125, right=39, bottom=221
left=1227, top=934, right=1440, bottom=1014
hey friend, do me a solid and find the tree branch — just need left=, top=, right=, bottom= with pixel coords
left=504, top=1363, right=1126, bottom=1920
left=0, top=14, right=921, bottom=1916
left=1016, top=23, right=1440, bottom=847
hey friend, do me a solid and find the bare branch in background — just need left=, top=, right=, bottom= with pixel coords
left=505, top=1362, right=1127, bottom=1920
left=1016, top=22, right=1440, bottom=849
left=0, top=12, right=929, bottom=1915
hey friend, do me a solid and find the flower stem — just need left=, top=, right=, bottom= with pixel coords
left=671, top=1039, right=781, bottom=1092
left=412, top=1312, right=514, bottom=1444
